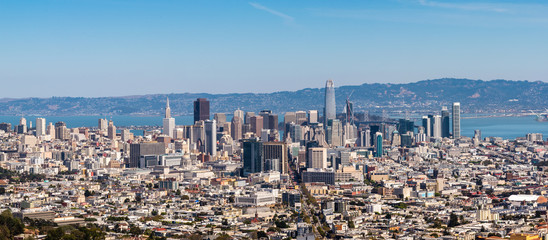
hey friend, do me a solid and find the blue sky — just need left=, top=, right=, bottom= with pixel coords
left=1, top=0, right=547, bottom=98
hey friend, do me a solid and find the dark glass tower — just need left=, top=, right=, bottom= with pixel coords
left=441, top=106, right=450, bottom=138
left=193, top=98, right=210, bottom=123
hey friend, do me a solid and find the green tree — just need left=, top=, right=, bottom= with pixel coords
left=448, top=213, right=460, bottom=227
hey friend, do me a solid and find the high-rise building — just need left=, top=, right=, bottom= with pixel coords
left=263, top=142, right=288, bottom=174
left=108, top=120, right=116, bottom=140
left=441, top=107, right=450, bottom=138
left=121, top=129, right=131, bottom=142
left=358, top=128, right=371, bottom=147
left=35, top=118, right=46, bottom=136
left=242, top=140, right=263, bottom=176
left=284, top=112, right=296, bottom=124
left=193, top=98, right=210, bottom=123
left=0, top=123, right=11, bottom=133
left=250, top=115, right=263, bottom=136
left=98, top=118, right=108, bottom=132
left=129, top=142, right=165, bottom=168
left=46, top=123, right=55, bottom=138
left=432, top=115, right=442, bottom=138
left=231, top=116, right=243, bottom=141
left=234, top=109, right=244, bottom=122
left=55, top=121, right=67, bottom=140
left=474, top=130, right=482, bottom=141
left=18, top=117, right=27, bottom=133
left=163, top=97, right=175, bottom=138
left=307, top=147, right=327, bottom=169
left=422, top=116, right=431, bottom=137
left=268, top=114, right=278, bottom=130
left=308, top=110, right=319, bottom=124
left=214, top=113, right=226, bottom=125
left=326, top=119, right=342, bottom=147
left=324, top=79, right=336, bottom=125
left=245, top=112, right=255, bottom=124
left=295, top=111, right=307, bottom=125
left=452, top=102, right=461, bottom=139
left=204, top=120, right=217, bottom=156
left=375, top=132, right=383, bottom=157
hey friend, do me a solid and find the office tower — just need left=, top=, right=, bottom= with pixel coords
left=397, top=119, right=414, bottom=134
left=261, top=129, right=270, bottom=142
left=250, top=115, right=263, bottom=136
left=193, top=98, right=210, bottom=123
left=231, top=116, right=243, bottom=141
left=422, top=116, right=431, bottom=137
left=35, top=118, right=46, bottom=136
left=308, top=110, right=319, bottom=124
left=288, top=123, right=302, bottom=143
left=391, top=131, right=401, bottom=146
left=324, top=80, right=336, bottom=125
left=204, top=120, right=217, bottom=156
left=432, top=115, right=442, bottom=138
left=259, top=110, right=272, bottom=130
left=358, top=128, right=371, bottom=147
left=55, top=121, right=67, bottom=140
left=452, top=102, right=461, bottom=138
left=108, top=120, right=116, bottom=140
left=401, top=133, right=413, bottom=147
left=263, top=142, right=288, bottom=174
left=526, top=133, right=543, bottom=142
left=129, top=142, right=165, bottom=168
left=234, top=109, right=244, bottom=122
left=295, top=111, right=307, bottom=125
left=98, top=118, right=108, bottom=131
left=47, top=123, right=55, bottom=138
left=284, top=112, right=296, bottom=124
left=268, top=114, right=278, bottom=130
left=214, top=113, right=226, bottom=125
left=245, top=112, right=255, bottom=124
left=474, top=130, right=482, bottom=141
left=18, top=117, right=27, bottom=133
left=121, top=129, right=131, bottom=142
left=242, top=140, right=263, bottom=176
left=163, top=97, right=175, bottom=138
left=441, top=107, right=450, bottom=138
left=326, top=119, right=342, bottom=147
left=307, top=147, right=327, bottom=169
left=0, top=123, right=11, bottom=133
left=375, top=132, right=383, bottom=157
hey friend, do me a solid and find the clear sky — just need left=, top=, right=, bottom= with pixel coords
left=1, top=0, right=547, bottom=98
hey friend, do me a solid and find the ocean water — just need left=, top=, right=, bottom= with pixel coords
left=0, top=115, right=546, bottom=140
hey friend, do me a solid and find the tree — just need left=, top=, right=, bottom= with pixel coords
left=348, top=220, right=355, bottom=229
left=0, top=210, right=24, bottom=239
left=257, top=231, right=268, bottom=239
left=448, top=213, right=460, bottom=227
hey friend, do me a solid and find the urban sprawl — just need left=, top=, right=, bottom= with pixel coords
left=0, top=80, right=547, bottom=240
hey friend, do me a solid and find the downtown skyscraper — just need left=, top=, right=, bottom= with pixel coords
left=193, top=98, right=210, bottom=123
left=324, top=79, right=336, bottom=125
left=163, top=97, right=175, bottom=138
left=452, top=102, right=461, bottom=139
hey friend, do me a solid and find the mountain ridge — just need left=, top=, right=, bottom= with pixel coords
left=1, top=78, right=546, bottom=116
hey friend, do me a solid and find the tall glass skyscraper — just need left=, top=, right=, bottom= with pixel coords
left=452, top=102, right=460, bottom=139
left=441, top=106, right=450, bottom=138
left=324, top=79, right=336, bottom=125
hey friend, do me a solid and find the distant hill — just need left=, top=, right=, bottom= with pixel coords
left=0, top=78, right=546, bottom=116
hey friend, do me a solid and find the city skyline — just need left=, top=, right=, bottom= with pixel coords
left=1, top=1, right=548, bottom=98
